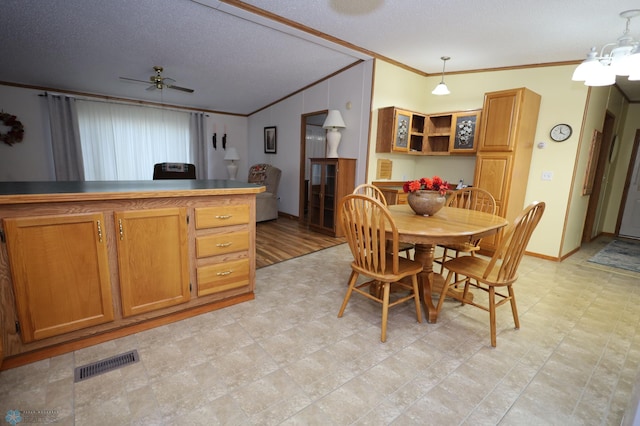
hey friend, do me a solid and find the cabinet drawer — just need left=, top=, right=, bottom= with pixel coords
left=195, top=205, right=250, bottom=229
left=197, top=258, right=250, bottom=296
left=196, top=231, right=249, bottom=257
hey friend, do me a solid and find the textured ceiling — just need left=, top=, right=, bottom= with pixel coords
left=1, top=0, right=639, bottom=115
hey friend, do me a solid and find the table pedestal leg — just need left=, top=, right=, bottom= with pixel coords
left=413, top=243, right=441, bottom=323
left=413, top=243, right=473, bottom=323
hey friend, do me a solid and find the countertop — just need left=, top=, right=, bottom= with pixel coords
left=0, top=180, right=264, bottom=204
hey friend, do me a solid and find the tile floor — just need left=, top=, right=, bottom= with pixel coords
left=1, top=236, right=640, bottom=425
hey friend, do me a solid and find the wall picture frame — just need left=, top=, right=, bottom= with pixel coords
left=264, top=126, right=277, bottom=154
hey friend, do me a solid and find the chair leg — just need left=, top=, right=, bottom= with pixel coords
left=381, top=282, right=391, bottom=342
left=411, top=275, right=422, bottom=323
left=338, top=271, right=359, bottom=318
left=489, top=286, right=497, bottom=347
left=436, top=270, right=455, bottom=315
left=508, top=285, right=520, bottom=330
left=439, top=247, right=449, bottom=274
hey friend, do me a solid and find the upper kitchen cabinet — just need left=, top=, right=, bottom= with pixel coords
left=376, top=107, right=426, bottom=153
left=477, top=88, right=540, bottom=152
left=376, top=106, right=481, bottom=155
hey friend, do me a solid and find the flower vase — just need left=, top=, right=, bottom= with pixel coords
left=407, top=190, right=446, bottom=216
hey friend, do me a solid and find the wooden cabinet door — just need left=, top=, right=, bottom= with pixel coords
left=392, top=109, right=412, bottom=152
left=3, top=213, right=114, bottom=342
left=115, top=208, right=190, bottom=317
left=473, top=153, right=513, bottom=251
left=473, top=153, right=512, bottom=207
left=449, top=110, right=481, bottom=154
left=478, top=89, right=520, bottom=152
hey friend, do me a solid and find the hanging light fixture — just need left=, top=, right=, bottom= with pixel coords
left=432, top=56, right=451, bottom=95
left=572, top=9, right=640, bottom=86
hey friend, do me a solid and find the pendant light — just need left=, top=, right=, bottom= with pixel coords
left=432, top=56, right=451, bottom=95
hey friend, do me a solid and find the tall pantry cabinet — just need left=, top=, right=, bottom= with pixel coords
left=473, top=87, right=541, bottom=252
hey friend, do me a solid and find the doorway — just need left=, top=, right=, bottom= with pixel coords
left=618, top=129, right=640, bottom=239
left=582, top=111, right=616, bottom=242
left=298, top=111, right=327, bottom=224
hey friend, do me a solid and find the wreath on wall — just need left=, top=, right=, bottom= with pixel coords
left=0, top=111, right=25, bottom=146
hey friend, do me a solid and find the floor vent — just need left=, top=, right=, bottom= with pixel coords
left=74, top=349, right=140, bottom=383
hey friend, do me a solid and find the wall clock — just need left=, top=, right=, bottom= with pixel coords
left=550, top=123, right=572, bottom=142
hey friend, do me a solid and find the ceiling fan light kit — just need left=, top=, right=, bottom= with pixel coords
left=120, top=66, right=194, bottom=93
left=572, top=9, right=640, bottom=86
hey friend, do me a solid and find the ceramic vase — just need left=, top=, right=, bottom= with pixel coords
left=407, top=190, right=446, bottom=216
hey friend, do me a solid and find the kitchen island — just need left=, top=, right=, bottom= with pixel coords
left=0, top=180, right=264, bottom=370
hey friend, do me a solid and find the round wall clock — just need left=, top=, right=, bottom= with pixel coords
left=550, top=123, right=572, bottom=142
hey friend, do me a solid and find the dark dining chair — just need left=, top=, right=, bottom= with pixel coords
left=152, top=163, right=196, bottom=180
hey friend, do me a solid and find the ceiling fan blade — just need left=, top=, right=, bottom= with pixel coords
left=119, top=76, right=150, bottom=84
left=146, top=84, right=157, bottom=91
left=162, top=77, right=176, bottom=85
left=166, top=84, right=194, bottom=93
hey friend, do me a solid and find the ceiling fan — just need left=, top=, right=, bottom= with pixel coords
left=119, top=66, right=194, bottom=93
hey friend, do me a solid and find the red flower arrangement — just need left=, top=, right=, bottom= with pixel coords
left=403, top=175, right=449, bottom=195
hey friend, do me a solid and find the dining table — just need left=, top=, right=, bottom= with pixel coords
left=387, top=204, right=509, bottom=323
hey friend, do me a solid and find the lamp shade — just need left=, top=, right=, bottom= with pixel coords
left=224, top=147, right=240, bottom=161
left=432, top=82, right=450, bottom=95
left=322, top=110, right=346, bottom=129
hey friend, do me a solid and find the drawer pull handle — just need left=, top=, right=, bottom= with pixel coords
left=215, top=215, right=232, bottom=220
left=97, top=220, right=103, bottom=243
left=216, top=242, right=232, bottom=247
left=118, top=219, right=124, bottom=240
left=216, top=270, right=233, bottom=276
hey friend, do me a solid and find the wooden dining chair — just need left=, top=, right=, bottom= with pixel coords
left=438, top=201, right=545, bottom=347
left=337, top=194, right=422, bottom=342
left=434, top=187, right=496, bottom=273
left=352, top=183, right=414, bottom=259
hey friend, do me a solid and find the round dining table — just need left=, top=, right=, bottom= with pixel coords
left=386, top=204, right=508, bottom=323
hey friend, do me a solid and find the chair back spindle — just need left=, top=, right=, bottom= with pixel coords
left=484, top=201, right=546, bottom=283
left=340, top=194, right=399, bottom=276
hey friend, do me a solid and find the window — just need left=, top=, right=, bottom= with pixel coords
left=76, top=100, right=191, bottom=180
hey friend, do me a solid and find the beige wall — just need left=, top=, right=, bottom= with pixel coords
left=369, top=60, right=595, bottom=259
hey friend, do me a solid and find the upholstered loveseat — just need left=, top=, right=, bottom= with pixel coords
left=248, top=164, right=281, bottom=222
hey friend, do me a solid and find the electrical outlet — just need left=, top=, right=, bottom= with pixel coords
left=542, top=171, right=553, bottom=181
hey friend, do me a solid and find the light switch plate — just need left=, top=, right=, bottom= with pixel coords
left=542, top=171, right=553, bottom=181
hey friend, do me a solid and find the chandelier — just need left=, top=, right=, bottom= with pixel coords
left=572, top=9, right=640, bottom=86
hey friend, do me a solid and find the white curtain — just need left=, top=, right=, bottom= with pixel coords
left=190, top=112, right=208, bottom=179
left=46, top=94, right=85, bottom=181
left=76, top=100, right=191, bottom=180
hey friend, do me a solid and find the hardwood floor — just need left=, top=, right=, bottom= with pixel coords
left=255, top=216, right=345, bottom=268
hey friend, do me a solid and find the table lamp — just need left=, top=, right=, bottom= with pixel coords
left=323, top=110, right=346, bottom=158
left=224, top=147, right=240, bottom=180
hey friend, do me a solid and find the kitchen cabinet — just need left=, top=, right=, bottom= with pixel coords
left=377, top=106, right=481, bottom=155
left=448, top=110, right=482, bottom=154
left=0, top=180, right=261, bottom=370
left=194, top=204, right=251, bottom=297
left=115, top=208, right=190, bottom=317
left=376, top=107, right=426, bottom=153
left=473, top=87, right=541, bottom=252
left=2, top=213, right=114, bottom=343
left=308, top=158, right=356, bottom=237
